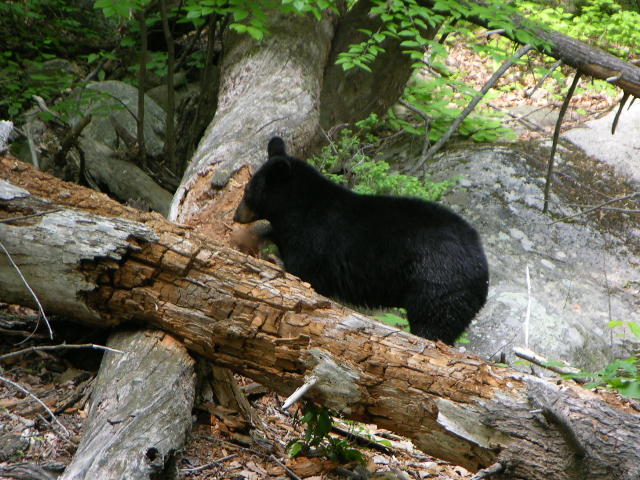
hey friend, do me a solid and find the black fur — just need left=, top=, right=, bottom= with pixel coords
left=234, top=137, right=489, bottom=344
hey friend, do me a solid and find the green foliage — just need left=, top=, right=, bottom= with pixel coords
left=177, top=0, right=337, bottom=40
left=455, top=331, right=470, bottom=344
left=561, top=322, right=640, bottom=399
left=336, top=0, right=550, bottom=72
left=375, top=310, right=410, bottom=331
left=0, top=0, right=105, bottom=117
left=309, top=118, right=456, bottom=202
left=375, top=310, right=471, bottom=344
left=287, top=403, right=365, bottom=464
left=518, top=0, right=640, bottom=56
left=391, top=77, right=514, bottom=144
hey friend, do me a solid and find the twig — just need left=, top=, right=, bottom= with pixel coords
left=197, top=435, right=301, bottom=480
left=24, top=122, right=40, bottom=169
left=611, top=92, right=629, bottom=134
left=110, top=116, right=137, bottom=149
left=0, top=240, right=53, bottom=339
left=269, top=454, right=302, bottom=480
left=470, top=462, right=503, bottom=480
left=179, top=454, right=238, bottom=473
left=526, top=60, right=562, bottom=98
left=549, top=192, right=640, bottom=224
left=398, top=99, right=432, bottom=162
left=486, top=102, right=548, bottom=133
left=0, top=343, right=124, bottom=362
left=281, top=375, right=318, bottom=411
left=409, top=44, right=533, bottom=173
left=83, top=56, right=109, bottom=83
left=52, top=115, right=92, bottom=167
left=137, top=8, right=148, bottom=162
left=513, top=346, right=583, bottom=381
left=478, top=29, right=506, bottom=38
left=567, top=204, right=640, bottom=214
left=543, top=70, right=582, bottom=213
left=0, top=375, right=70, bottom=436
left=331, top=424, right=394, bottom=454
left=32, top=95, right=64, bottom=125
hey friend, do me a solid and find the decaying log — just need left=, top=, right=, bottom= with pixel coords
left=60, top=330, right=195, bottom=480
left=2, top=158, right=639, bottom=480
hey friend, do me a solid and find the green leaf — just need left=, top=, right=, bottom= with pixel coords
left=628, top=322, right=640, bottom=339
left=288, top=441, right=304, bottom=458
left=232, top=8, right=249, bottom=21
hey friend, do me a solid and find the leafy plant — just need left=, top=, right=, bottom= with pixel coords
left=287, top=403, right=365, bottom=464
left=309, top=118, right=456, bottom=201
left=518, top=0, right=640, bottom=56
left=561, top=321, right=640, bottom=398
left=390, top=77, right=515, bottom=144
left=375, top=310, right=410, bottom=330
left=0, top=0, right=104, bottom=118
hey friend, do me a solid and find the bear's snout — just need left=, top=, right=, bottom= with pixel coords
left=234, top=199, right=258, bottom=223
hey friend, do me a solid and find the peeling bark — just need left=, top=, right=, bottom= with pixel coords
left=2, top=159, right=639, bottom=480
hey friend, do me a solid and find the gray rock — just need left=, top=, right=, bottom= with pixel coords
left=427, top=146, right=639, bottom=371
left=70, top=81, right=172, bottom=215
left=76, top=80, right=167, bottom=158
left=563, top=102, right=640, bottom=184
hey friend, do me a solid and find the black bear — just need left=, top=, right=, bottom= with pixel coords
left=234, top=137, right=488, bottom=344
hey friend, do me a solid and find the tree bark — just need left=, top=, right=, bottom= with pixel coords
left=59, top=330, right=195, bottom=480
left=319, top=0, right=432, bottom=129
left=2, top=158, right=639, bottom=480
left=167, top=9, right=337, bottom=234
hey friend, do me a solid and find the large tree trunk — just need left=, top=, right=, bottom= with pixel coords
left=2, top=159, right=639, bottom=480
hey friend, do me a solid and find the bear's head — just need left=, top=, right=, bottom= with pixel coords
left=234, top=137, right=297, bottom=224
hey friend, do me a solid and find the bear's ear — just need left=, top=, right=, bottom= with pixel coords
left=268, top=137, right=287, bottom=158
left=266, top=157, right=292, bottom=183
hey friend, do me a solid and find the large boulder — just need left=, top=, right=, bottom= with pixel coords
left=73, top=80, right=172, bottom=216
left=427, top=144, right=639, bottom=371
left=79, top=80, right=167, bottom=158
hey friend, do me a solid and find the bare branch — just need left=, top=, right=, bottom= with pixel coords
left=550, top=192, right=640, bottom=224
left=0, top=375, right=70, bottom=437
left=409, top=44, right=533, bottom=173
left=513, top=346, right=583, bottom=380
left=543, top=70, right=582, bottom=213
left=0, top=240, right=52, bottom=339
left=526, top=60, right=562, bottom=98
left=612, top=92, right=630, bottom=134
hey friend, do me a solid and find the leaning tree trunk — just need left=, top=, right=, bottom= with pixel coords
left=2, top=160, right=639, bottom=480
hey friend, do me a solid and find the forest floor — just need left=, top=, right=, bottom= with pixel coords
left=0, top=41, right=621, bottom=480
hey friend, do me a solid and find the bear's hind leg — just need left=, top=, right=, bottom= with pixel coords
left=406, top=289, right=480, bottom=344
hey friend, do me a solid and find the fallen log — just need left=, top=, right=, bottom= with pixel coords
left=59, top=330, right=195, bottom=480
left=1, top=158, right=639, bottom=480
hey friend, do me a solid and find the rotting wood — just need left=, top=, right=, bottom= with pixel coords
left=1, top=158, right=639, bottom=480
left=59, top=330, right=195, bottom=480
